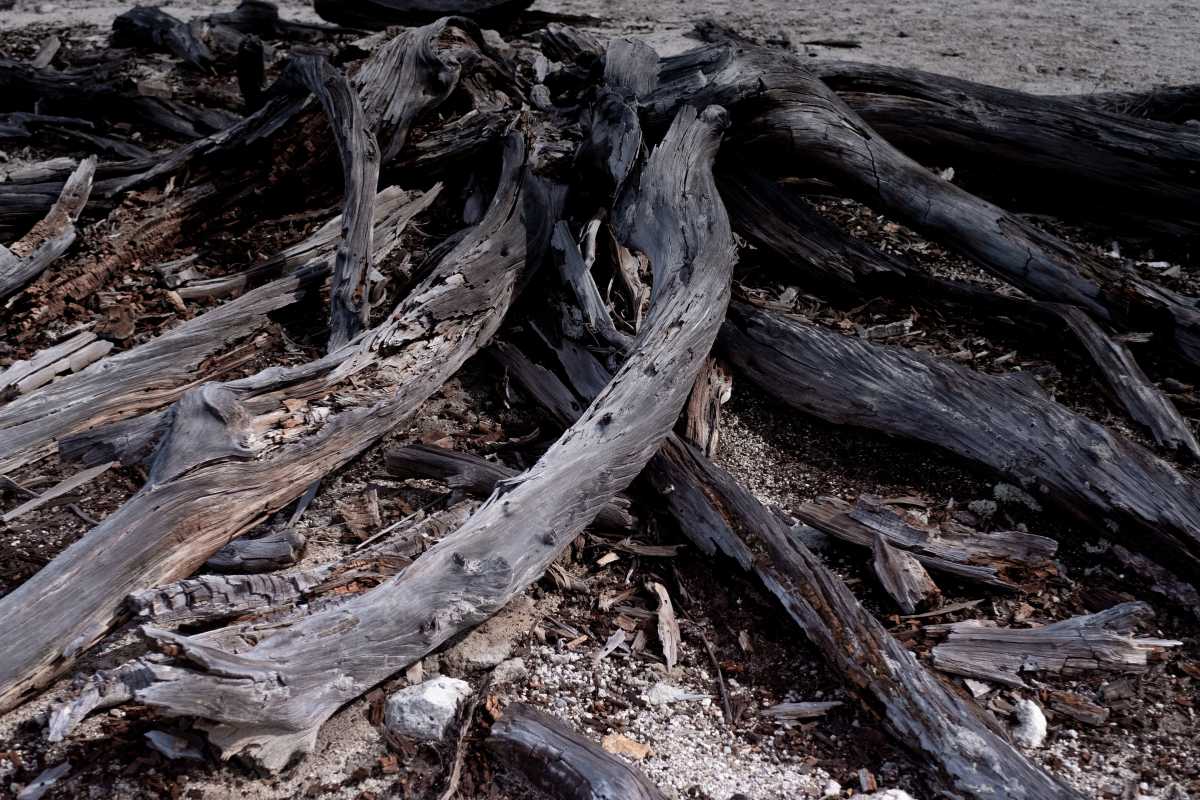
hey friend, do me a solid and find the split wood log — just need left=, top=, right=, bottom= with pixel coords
left=204, top=529, right=307, bottom=573
left=795, top=495, right=1058, bottom=589
left=0, top=332, right=112, bottom=401
left=383, top=444, right=635, bottom=530
left=0, top=186, right=436, bottom=476
left=503, top=333, right=1079, bottom=800
left=95, top=104, right=732, bottom=772
left=872, top=535, right=941, bottom=614
left=647, top=41, right=1200, bottom=366
left=1047, top=303, right=1200, bottom=460
left=722, top=302, right=1200, bottom=585
left=313, top=0, right=534, bottom=30
left=0, top=157, right=96, bottom=303
left=0, top=132, right=543, bottom=715
left=722, top=173, right=1200, bottom=459
left=810, top=60, right=1200, bottom=238
left=930, top=602, right=1181, bottom=687
left=487, top=703, right=668, bottom=800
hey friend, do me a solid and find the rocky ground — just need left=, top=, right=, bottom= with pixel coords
left=2, top=1, right=1200, bottom=799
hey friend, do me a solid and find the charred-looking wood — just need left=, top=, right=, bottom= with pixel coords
left=313, top=0, right=534, bottom=30
left=384, top=444, right=635, bottom=530
left=795, top=495, right=1058, bottom=589
left=809, top=60, right=1200, bottom=239
left=0, top=157, right=95, bottom=303
left=646, top=42, right=1200, bottom=366
left=0, top=57, right=236, bottom=140
left=0, top=132, right=547, bottom=716
left=112, top=7, right=215, bottom=71
left=86, top=105, right=732, bottom=772
left=930, top=602, right=1181, bottom=687
left=722, top=173, right=1199, bottom=459
left=721, top=302, right=1200, bottom=585
left=504, top=321, right=1077, bottom=799
left=488, top=703, right=669, bottom=800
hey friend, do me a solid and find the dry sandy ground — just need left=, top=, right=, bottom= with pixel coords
left=2, top=2, right=1199, bottom=799
left=6, top=0, right=1200, bottom=93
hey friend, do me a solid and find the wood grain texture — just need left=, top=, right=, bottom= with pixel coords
left=721, top=302, right=1200, bottom=584
left=0, top=156, right=95, bottom=302
left=0, top=133, right=542, bottom=715
left=646, top=41, right=1200, bottom=365
left=812, top=60, right=1200, bottom=238
left=111, top=104, right=733, bottom=772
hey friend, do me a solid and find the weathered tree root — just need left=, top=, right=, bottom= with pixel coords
left=0, top=131, right=540, bottom=715
left=503, top=320, right=1079, bottom=798
left=721, top=302, right=1200, bottom=586
left=93, top=104, right=733, bottom=773
left=647, top=39, right=1200, bottom=365
left=809, top=59, right=1200, bottom=238
left=487, top=703, right=668, bottom=799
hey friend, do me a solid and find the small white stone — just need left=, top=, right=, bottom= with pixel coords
left=383, top=676, right=472, bottom=741
left=1011, top=698, right=1048, bottom=749
left=824, top=779, right=842, bottom=797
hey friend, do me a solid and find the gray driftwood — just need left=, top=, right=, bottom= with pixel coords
left=505, top=333, right=1079, bottom=800
left=930, top=602, right=1181, bottom=687
left=488, top=703, right=668, bottom=800
left=204, top=529, right=307, bottom=573
left=647, top=39, right=1200, bottom=366
left=0, top=332, right=112, bottom=400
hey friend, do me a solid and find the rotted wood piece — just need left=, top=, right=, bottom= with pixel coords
left=488, top=703, right=668, bottom=800
left=127, top=504, right=472, bottom=626
left=0, top=156, right=96, bottom=303
left=681, top=356, right=731, bottom=458
left=795, top=495, right=1058, bottom=589
left=872, top=535, right=941, bottom=614
left=722, top=302, right=1200, bottom=585
left=384, top=444, right=635, bottom=531
left=930, top=602, right=1181, bottom=687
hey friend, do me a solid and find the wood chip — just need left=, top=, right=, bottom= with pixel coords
left=600, top=732, right=652, bottom=761
left=648, top=581, right=680, bottom=672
